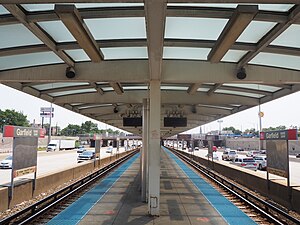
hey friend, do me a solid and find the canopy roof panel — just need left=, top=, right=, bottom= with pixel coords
left=1, top=1, right=300, bottom=137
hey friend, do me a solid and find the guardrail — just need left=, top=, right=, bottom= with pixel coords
left=0, top=149, right=139, bottom=225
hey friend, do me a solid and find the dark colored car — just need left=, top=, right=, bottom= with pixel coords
left=77, top=151, right=95, bottom=162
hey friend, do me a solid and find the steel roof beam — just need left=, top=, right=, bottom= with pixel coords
left=3, top=4, right=74, bottom=67
left=3, top=39, right=300, bottom=58
left=202, top=84, right=273, bottom=96
left=145, top=0, right=167, bottom=80
left=89, top=82, right=104, bottom=95
left=187, top=83, right=201, bottom=95
left=238, top=5, right=300, bottom=67
left=109, top=82, right=124, bottom=95
left=208, top=5, right=258, bottom=63
left=207, top=83, right=223, bottom=96
left=55, top=4, right=104, bottom=62
left=52, top=90, right=258, bottom=106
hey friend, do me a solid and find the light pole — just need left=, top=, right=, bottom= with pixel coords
left=217, top=120, right=223, bottom=135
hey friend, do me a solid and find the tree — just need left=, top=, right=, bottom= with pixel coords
left=61, top=124, right=81, bottom=136
left=81, top=121, right=98, bottom=134
left=0, top=109, right=29, bottom=129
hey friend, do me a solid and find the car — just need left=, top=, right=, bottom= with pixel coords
left=212, top=146, right=217, bottom=152
left=231, top=157, right=257, bottom=171
left=194, top=147, right=199, bottom=151
left=222, top=150, right=237, bottom=161
left=77, top=151, right=95, bottom=162
left=253, top=155, right=267, bottom=170
left=237, top=147, right=244, bottom=151
left=296, top=154, right=300, bottom=158
left=0, top=155, right=12, bottom=169
left=259, top=149, right=266, bottom=154
left=246, top=150, right=260, bottom=157
left=77, top=146, right=86, bottom=153
left=106, top=146, right=113, bottom=153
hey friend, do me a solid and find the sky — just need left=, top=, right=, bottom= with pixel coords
left=0, top=84, right=300, bottom=133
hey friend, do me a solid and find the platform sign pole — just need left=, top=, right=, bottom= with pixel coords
left=287, top=140, right=291, bottom=203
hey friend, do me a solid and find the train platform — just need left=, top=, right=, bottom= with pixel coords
left=46, top=148, right=257, bottom=225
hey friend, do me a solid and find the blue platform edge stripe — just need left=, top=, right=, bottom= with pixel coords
left=163, top=147, right=257, bottom=225
left=47, top=153, right=140, bottom=225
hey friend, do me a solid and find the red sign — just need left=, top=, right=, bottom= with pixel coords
left=260, top=129, right=298, bottom=140
left=3, top=125, right=45, bottom=138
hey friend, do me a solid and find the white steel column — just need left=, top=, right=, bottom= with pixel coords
left=148, top=80, right=161, bottom=216
left=142, top=98, right=149, bottom=202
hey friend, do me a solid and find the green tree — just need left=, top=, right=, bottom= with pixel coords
left=0, top=109, right=29, bottom=129
left=61, top=124, right=81, bottom=136
left=81, top=121, right=98, bottom=134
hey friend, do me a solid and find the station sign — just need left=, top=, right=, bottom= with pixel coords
left=40, top=107, right=54, bottom=112
left=260, top=129, right=298, bottom=140
left=3, top=125, right=44, bottom=138
left=40, top=112, right=54, bottom=118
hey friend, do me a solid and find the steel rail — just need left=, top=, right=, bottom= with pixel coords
left=169, top=148, right=300, bottom=225
left=0, top=150, right=139, bottom=225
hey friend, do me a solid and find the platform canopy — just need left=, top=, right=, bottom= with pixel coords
left=1, top=1, right=300, bottom=137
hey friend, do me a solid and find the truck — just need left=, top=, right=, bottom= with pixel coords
left=47, top=140, right=75, bottom=151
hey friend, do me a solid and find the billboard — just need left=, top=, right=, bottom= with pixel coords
left=266, top=140, right=288, bottom=178
left=177, top=134, right=192, bottom=140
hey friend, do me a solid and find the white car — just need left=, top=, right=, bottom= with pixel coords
left=0, top=155, right=12, bottom=169
left=253, top=155, right=267, bottom=170
left=231, top=157, right=257, bottom=171
left=106, top=146, right=113, bottom=153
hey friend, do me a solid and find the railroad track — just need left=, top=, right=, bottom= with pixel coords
left=0, top=150, right=139, bottom=225
left=169, top=148, right=300, bottom=225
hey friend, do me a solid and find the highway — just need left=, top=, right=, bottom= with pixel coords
left=1, top=146, right=299, bottom=187
left=0, top=147, right=127, bottom=186
left=178, top=147, right=300, bottom=185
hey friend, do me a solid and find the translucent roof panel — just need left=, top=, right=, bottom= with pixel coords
left=223, top=83, right=281, bottom=92
left=237, top=21, right=277, bottom=43
left=102, top=87, right=114, bottom=91
left=123, top=86, right=148, bottom=90
left=102, top=47, right=148, bottom=60
left=21, top=4, right=54, bottom=11
left=0, top=24, right=42, bottom=49
left=0, top=52, right=63, bottom=71
left=221, top=50, right=248, bottom=62
left=50, top=89, right=96, bottom=97
left=215, top=89, right=264, bottom=98
left=21, top=3, right=143, bottom=11
left=271, top=24, right=300, bottom=48
left=33, top=82, right=89, bottom=91
left=198, top=104, right=233, bottom=110
left=78, top=104, right=112, bottom=109
left=38, top=21, right=75, bottom=43
left=250, top=52, right=300, bottom=71
left=65, top=49, right=90, bottom=62
left=167, top=3, right=293, bottom=12
left=84, top=18, right=146, bottom=40
left=165, top=17, right=228, bottom=40
left=197, top=88, right=210, bottom=92
left=163, top=47, right=210, bottom=60
left=161, top=86, right=188, bottom=91
left=0, top=5, right=10, bottom=15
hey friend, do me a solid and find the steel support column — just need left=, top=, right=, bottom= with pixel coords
left=148, top=80, right=161, bottom=216
left=142, top=98, right=149, bottom=202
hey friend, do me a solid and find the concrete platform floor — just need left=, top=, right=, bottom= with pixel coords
left=78, top=150, right=229, bottom=225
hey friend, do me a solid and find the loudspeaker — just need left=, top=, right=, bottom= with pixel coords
left=236, top=67, right=246, bottom=80
left=66, top=67, right=75, bottom=79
